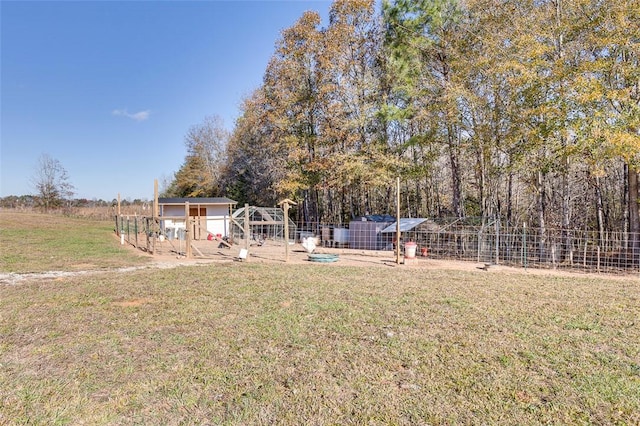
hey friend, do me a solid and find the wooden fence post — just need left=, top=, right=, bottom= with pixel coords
left=523, top=222, right=527, bottom=270
left=153, top=180, right=159, bottom=218
left=495, top=219, right=500, bottom=265
left=278, top=199, right=297, bottom=262
left=244, top=203, right=250, bottom=251
left=185, top=201, right=192, bottom=258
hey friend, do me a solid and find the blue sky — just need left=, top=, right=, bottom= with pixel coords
left=1, top=1, right=330, bottom=201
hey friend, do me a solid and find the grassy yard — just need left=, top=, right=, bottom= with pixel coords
left=0, top=211, right=150, bottom=273
left=0, top=212, right=639, bottom=424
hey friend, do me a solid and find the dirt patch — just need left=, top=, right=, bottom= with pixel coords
left=226, top=241, right=638, bottom=282
left=2, top=238, right=635, bottom=286
left=112, top=298, right=153, bottom=307
left=171, top=240, right=636, bottom=281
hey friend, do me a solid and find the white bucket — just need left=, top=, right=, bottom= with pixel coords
left=405, top=242, right=417, bottom=259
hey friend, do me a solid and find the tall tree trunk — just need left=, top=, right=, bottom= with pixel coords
left=312, top=188, right=320, bottom=224
left=624, top=163, right=630, bottom=247
left=506, top=169, right=514, bottom=225
left=628, top=165, right=640, bottom=253
left=595, top=175, right=605, bottom=247
left=554, top=0, right=572, bottom=262
left=561, top=147, right=571, bottom=262
left=476, top=140, right=487, bottom=221
left=537, top=170, right=547, bottom=260
left=302, top=190, right=311, bottom=225
left=433, top=170, right=443, bottom=218
left=448, top=129, right=464, bottom=218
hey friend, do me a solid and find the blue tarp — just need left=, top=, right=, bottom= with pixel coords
left=354, top=214, right=396, bottom=223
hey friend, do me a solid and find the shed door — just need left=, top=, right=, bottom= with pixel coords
left=189, top=207, right=207, bottom=240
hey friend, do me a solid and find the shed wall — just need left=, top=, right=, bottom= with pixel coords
left=349, top=221, right=394, bottom=250
left=161, top=204, right=231, bottom=239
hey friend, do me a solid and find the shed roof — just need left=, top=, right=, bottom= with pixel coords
left=158, top=197, right=237, bottom=205
left=352, top=214, right=396, bottom=223
left=381, top=218, right=429, bottom=233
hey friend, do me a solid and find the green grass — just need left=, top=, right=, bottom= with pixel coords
left=1, top=263, right=639, bottom=425
left=1, top=211, right=639, bottom=424
left=0, top=211, right=150, bottom=273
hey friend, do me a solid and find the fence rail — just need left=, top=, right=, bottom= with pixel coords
left=297, top=221, right=640, bottom=275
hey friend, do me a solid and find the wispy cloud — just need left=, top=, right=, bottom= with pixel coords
left=112, top=108, right=151, bottom=122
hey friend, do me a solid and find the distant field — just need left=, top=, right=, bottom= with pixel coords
left=1, top=212, right=639, bottom=424
left=0, top=211, right=150, bottom=273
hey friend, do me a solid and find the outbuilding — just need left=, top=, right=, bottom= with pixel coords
left=158, top=197, right=237, bottom=240
left=349, top=215, right=396, bottom=250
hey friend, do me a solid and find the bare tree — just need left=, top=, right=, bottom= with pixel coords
left=184, top=115, right=229, bottom=193
left=166, top=115, right=230, bottom=197
left=31, top=154, right=75, bottom=212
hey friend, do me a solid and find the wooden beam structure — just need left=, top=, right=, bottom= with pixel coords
left=278, top=198, right=297, bottom=262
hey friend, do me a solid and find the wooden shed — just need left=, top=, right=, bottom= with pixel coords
left=158, top=197, right=237, bottom=240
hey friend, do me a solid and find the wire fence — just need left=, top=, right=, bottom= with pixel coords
left=115, top=215, right=144, bottom=249
left=297, top=220, right=640, bottom=275
left=115, top=215, right=164, bottom=254
left=115, top=214, right=639, bottom=274
left=115, top=215, right=240, bottom=257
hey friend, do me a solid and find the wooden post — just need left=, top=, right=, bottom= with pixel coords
left=244, top=203, right=250, bottom=251
left=226, top=204, right=232, bottom=237
left=396, top=177, right=401, bottom=265
left=152, top=181, right=159, bottom=256
left=185, top=201, right=192, bottom=258
left=477, top=228, right=482, bottom=263
left=495, top=218, right=500, bottom=265
left=523, top=222, right=528, bottom=270
left=154, top=179, right=159, bottom=218
left=284, top=206, right=290, bottom=262
left=116, top=193, right=122, bottom=237
left=279, top=199, right=297, bottom=262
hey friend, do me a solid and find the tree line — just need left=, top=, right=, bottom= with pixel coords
left=165, top=0, right=639, bottom=250
left=4, top=153, right=150, bottom=213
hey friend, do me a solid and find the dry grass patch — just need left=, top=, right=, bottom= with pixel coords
left=1, top=263, right=639, bottom=425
